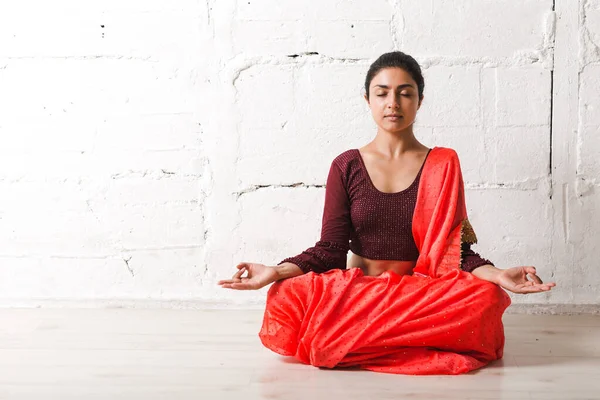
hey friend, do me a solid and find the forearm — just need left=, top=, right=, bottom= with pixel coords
left=461, top=243, right=495, bottom=273
left=470, top=264, right=502, bottom=284
left=274, top=262, right=304, bottom=280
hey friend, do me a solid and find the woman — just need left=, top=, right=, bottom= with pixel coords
left=218, top=51, right=556, bottom=375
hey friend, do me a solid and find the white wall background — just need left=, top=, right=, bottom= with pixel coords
left=0, top=0, right=598, bottom=309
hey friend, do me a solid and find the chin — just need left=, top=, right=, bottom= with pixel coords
left=381, top=121, right=407, bottom=130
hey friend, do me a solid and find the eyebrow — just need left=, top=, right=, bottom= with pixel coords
left=373, top=84, right=415, bottom=90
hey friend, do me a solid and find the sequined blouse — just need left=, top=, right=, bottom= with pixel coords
left=279, top=148, right=494, bottom=274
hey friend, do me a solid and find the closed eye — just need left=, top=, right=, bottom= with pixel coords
left=376, top=93, right=412, bottom=97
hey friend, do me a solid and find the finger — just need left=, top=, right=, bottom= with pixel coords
left=220, top=283, right=238, bottom=289
left=517, top=284, right=553, bottom=294
left=231, top=266, right=247, bottom=280
left=523, top=267, right=542, bottom=282
left=225, top=282, right=258, bottom=290
left=218, top=279, right=241, bottom=285
left=527, top=272, right=544, bottom=285
left=524, top=266, right=537, bottom=274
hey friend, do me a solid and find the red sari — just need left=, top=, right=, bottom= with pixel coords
left=259, top=148, right=511, bottom=375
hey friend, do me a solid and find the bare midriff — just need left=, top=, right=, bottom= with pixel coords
left=348, top=253, right=416, bottom=277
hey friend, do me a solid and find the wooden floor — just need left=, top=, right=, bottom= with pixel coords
left=0, top=309, right=599, bottom=400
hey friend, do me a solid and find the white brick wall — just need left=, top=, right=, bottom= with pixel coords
left=0, top=0, right=597, bottom=308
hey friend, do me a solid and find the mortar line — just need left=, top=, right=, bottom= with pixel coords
left=549, top=0, right=556, bottom=199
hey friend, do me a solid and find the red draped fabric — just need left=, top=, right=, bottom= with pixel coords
left=259, top=147, right=511, bottom=375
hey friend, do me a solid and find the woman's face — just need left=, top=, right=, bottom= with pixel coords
left=365, top=67, right=423, bottom=134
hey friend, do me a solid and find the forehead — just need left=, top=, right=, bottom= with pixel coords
left=370, top=67, right=416, bottom=88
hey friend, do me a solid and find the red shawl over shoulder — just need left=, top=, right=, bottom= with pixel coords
left=413, top=146, right=478, bottom=277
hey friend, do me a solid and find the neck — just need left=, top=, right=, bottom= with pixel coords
left=372, top=126, right=421, bottom=157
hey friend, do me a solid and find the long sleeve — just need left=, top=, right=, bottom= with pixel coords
left=461, top=242, right=494, bottom=273
left=277, top=161, right=352, bottom=274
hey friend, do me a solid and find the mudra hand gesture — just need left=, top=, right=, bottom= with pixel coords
left=493, top=266, right=556, bottom=294
left=218, top=262, right=557, bottom=294
left=218, top=262, right=279, bottom=290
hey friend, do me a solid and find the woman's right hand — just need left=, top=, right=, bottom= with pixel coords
left=217, top=262, right=279, bottom=290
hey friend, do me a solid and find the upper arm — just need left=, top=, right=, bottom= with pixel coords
left=320, top=161, right=352, bottom=244
left=277, top=160, right=352, bottom=273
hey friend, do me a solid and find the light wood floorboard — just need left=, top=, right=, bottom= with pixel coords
left=0, top=309, right=599, bottom=400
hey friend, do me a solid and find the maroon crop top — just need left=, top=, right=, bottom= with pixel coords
left=278, top=149, right=494, bottom=274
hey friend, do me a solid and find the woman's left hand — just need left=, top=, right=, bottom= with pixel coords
left=495, top=266, right=556, bottom=294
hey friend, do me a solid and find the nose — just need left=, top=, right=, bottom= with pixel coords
left=387, top=92, right=401, bottom=109
left=388, top=98, right=400, bottom=109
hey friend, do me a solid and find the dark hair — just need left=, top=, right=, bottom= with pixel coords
left=364, top=51, right=424, bottom=102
